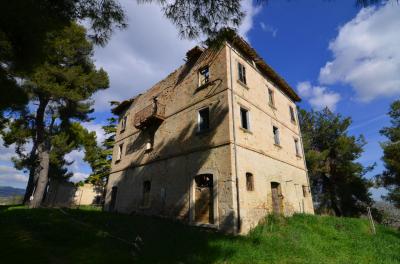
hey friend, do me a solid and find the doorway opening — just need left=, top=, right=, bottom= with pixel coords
left=271, top=182, right=283, bottom=214
left=194, top=174, right=213, bottom=224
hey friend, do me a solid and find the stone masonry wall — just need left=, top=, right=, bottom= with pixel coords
left=105, top=46, right=237, bottom=232
left=225, top=43, right=314, bottom=234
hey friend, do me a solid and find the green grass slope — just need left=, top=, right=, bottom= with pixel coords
left=0, top=205, right=399, bottom=264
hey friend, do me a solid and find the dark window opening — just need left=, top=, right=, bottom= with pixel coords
left=238, top=62, right=247, bottom=84
left=116, top=143, right=123, bottom=162
left=268, top=89, right=275, bottom=107
left=302, top=185, right=308, bottom=197
left=246, top=173, right=254, bottom=191
left=199, top=66, right=210, bottom=86
left=289, top=106, right=296, bottom=123
left=142, top=180, right=151, bottom=207
left=294, top=138, right=300, bottom=156
left=121, top=116, right=127, bottom=132
left=273, top=126, right=280, bottom=145
left=198, top=107, right=210, bottom=132
left=240, top=107, right=249, bottom=130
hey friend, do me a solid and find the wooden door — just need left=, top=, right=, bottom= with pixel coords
left=194, top=174, right=213, bottom=224
left=271, top=182, right=282, bottom=214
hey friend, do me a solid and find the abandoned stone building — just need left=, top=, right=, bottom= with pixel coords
left=105, top=34, right=314, bottom=234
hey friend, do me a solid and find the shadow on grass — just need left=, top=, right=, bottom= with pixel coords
left=1, top=208, right=399, bottom=264
left=0, top=206, right=238, bottom=264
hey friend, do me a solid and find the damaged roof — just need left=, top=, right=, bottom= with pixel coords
left=111, top=33, right=300, bottom=116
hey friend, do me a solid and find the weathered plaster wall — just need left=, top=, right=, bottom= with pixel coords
left=106, top=145, right=236, bottom=232
left=106, top=46, right=237, bottom=232
left=225, top=43, right=314, bottom=234
left=45, top=182, right=102, bottom=207
left=106, top=42, right=314, bottom=234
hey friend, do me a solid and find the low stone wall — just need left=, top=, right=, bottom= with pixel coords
left=45, top=181, right=103, bottom=207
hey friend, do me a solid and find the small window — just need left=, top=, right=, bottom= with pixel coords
left=116, top=143, right=123, bottom=161
left=289, top=106, right=296, bottom=123
left=273, top=126, right=280, bottom=145
left=199, top=66, right=210, bottom=86
left=142, top=180, right=151, bottom=207
left=294, top=138, right=300, bottom=156
left=198, top=107, right=210, bottom=132
left=268, top=89, right=275, bottom=107
left=302, top=185, right=308, bottom=197
left=240, top=107, right=250, bottom=130
left=246, top=173, right=254, bottom=191
left=238, top=62, right=247, bottom=84
left=121, top=116, right=127, bottom=132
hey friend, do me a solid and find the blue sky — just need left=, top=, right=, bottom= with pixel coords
left=1, top=0, right=399, bottom=201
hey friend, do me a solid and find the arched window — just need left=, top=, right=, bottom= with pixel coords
left=246, top=173, right=254, bottom=191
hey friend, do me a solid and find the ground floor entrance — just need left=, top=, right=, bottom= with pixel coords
left=194, top=174, right=214, bottom=224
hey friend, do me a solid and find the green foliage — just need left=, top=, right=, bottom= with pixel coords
left=85, top=117, right=117, bottom=186
left=299, top=108, right=374, bottom=216
left=1, top=22, right=109, bottom=205
left=0, top=207, right=399, bottom=263
left=378, top=100, right=400, bottom=208
left=140, top=0, right=244, bottom=39
left=373, top=201, right=400, bottom=228
left=0, top=0, right=125, bottom=117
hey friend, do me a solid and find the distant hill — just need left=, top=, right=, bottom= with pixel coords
left=0, top=186, right=25, bottom=197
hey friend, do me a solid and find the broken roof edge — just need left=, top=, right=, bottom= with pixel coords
left=111, top=34, right=300, bottom=116
left=227, top=34, right=301, bottom=102
left=111, top=97, right=137, bottom=116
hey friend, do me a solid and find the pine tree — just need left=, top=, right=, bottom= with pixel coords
left=378, top=100, right=400, bottom=208
left=83, top=117, right=117, bottom=187
left=2, top=23, right=109, bottom=208
left=299, top=108, right=374, bottom=216
left=0, top=0, right=125, bottom=117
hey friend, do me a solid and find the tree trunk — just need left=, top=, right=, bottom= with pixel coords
left=23, top=143, right=38, bottom=204
left=23, top=166, right=37, bottom=204
left=29, top=97, right=50, bottom=208
left=326, top=175, right=342, bottom=217
left=29, top=143, right=50, bottom=208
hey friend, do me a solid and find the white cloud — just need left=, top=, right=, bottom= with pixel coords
left=1, top=0, right=262, bottom=187
left=65, top=150, right=85, bottom=171
left=82, top=122, right=106, bottom=145
left=90, top=0, right=197, bottom=112
left=0, top=165, right=28, bottom=188
left=65, top=150, right=91, bottom=183
left=319, top=3, right=400, bottom=102
left=297, top=81, right=341, bottom=111
left=260, top=22, right=278, bottom=37
left=70, top=172, right=89, bottom=183
left=239, top=0, right=262, bottom=40
left=91, top=0, right=261, bottom=111
left=0, top=139, right=15, bottom=162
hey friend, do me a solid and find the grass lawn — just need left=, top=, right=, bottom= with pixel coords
left=0, top=205, right=399, bottom=264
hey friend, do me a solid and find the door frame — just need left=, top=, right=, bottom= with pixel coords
left=271, top=181, right=283, bottom=214
left=189, top=170, right=219, bottom=227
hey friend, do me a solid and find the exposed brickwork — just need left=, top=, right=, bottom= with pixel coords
left=105, top=41, right=314, bottom=234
